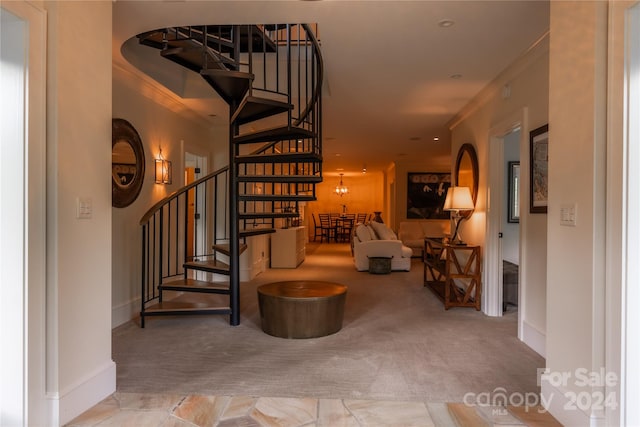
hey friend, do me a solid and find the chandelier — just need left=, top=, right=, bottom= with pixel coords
left=335, top=173, right=348, bottom=196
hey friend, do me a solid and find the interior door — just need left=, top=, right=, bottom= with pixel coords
left=185, top=166, right=196, bottom=259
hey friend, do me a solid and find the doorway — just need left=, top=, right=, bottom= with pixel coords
left=485, top=110, right=526, bottom=325
left=501, top=130, right=521, bottom=313
left=184, top=152, right=208, bottom=262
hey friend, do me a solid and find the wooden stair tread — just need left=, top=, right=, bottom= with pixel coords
left=232, top=96, right=292, bottom=125
left=184, top=259, right=230, bottom=274
left=239, top=228, right=276, bottom=237
left=162, top=46, right=236, bottom=73
left=137, top=25, right=276, bottom=54
left=239, top=212, right=300, bottom=219
left=144, top=300, right=231, bottom=314
left=200, top=69, right=253, bottom=104
left=212, top=243, right=247, bottom=256
left=236, top=152, right=322, bottom=164
left=233, top=126, right=315, bottom=145
left=239, top=194, right=316, bottom=202
left=237, top=174, right=322, bottom=183
left=159, top=278, right=230, bottom=294
left=192, top=24, right=277, bottom=53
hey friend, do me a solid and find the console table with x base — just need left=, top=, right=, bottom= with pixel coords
left=423, top=238, right=482, bottom=310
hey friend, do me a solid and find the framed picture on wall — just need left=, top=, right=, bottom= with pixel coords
left=529, top=124, right=549, bottom=214
left=407, top=172, right=451, bottom=219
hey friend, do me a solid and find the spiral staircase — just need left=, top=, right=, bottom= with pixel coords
left=137, top=24, right=323, bottom=327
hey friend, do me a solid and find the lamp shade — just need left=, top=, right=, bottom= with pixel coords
left=443, top=186, right=474, bottom=211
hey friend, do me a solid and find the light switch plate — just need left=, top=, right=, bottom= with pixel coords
left=560, top=203, right=576, bottom=226
left=76, top=197, right=92, bottom=219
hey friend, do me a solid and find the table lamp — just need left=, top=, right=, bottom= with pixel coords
left=443, top=186, right=474, bottom=245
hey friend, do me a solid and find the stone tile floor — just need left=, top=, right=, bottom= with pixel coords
left=65, top=392, right=563, bottom=426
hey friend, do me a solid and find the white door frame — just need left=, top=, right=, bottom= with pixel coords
left=621, top=4, right=640, bottom=424
left=485, top=109, right=527, bottom=335
left=1, top=2, right=48, bottom=425
left=184, top=149, right=210, bottom=281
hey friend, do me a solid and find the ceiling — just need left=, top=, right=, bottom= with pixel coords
left=112, top=0, right=550, bottom=177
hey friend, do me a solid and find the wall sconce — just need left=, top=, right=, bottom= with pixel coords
left=443, top=186, right=474, bottom=244
left=335, top=173, right=348, bottom=196
left=155, top=147, right=172, bottom=184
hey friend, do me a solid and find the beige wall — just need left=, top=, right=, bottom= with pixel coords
left=547, top=0, right=601, bottom=390
left=543, top=2, right=614, bottom=424
left=449, top=35, right=549, bottom=344
left=111, top=64, right=225, bottom=327
left=44, top=1, right=115, bottom=424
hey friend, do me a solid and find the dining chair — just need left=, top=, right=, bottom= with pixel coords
left=337, top=213, right=356, bottom=242
left=356, top=213, right=368, bottom=224
left=318, top=213, right=335, bottom=243
left=311, top=213, right=323, bottom=242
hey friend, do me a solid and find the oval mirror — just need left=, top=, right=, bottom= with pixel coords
left=112, top=118, right=145, bottom=208
left=454, top=143, right=479, bottom=218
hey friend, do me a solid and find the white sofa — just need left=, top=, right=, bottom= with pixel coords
left=397, top=220, right=451, bottom=257
left=352, top=221, right=413, bottom=272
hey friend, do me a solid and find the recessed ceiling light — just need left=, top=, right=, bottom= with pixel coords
left=433, top=136, right=440, bottom=142
left=450, top=74, right=463, bottom=79
left=336, top=168, right=344, bottom=171
left=335, top=153, right=341, bottom=157
left=438, top=19, right=455, bottom=28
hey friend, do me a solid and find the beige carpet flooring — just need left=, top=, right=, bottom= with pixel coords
left=112, top=242, right=544, bottom=403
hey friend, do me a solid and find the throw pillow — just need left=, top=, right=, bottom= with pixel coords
left=369, top=221, right=397, bottom=240
left=356, top=224, right=373, bottom=242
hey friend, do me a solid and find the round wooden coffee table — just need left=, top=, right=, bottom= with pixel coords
left=257, top=281, right=347, bottom=339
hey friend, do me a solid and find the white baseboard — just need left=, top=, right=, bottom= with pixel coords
left=48, top=360, right=116, bottom=426
left=522, top=320, right=546, bottom=357
left=112, top=297, right=140, bottom=328
left=541, top=380, right=601, bottom=426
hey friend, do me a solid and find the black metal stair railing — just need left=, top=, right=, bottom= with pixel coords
left=137, top=23, right=323, bottom=326
left=139, top=167, right=231, bottom=326
left=234, top=23, right=324, bottom=231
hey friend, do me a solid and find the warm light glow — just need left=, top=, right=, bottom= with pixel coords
left=443, top=186, right=473, bottom=211
left=335, top=173, right=348, bottom=196
left=444, top=186, right=474, bottom=244
left=155, top=148, right=172, bottom=184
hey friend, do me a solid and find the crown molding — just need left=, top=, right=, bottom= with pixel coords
left=448, top=31, right=550, bottom=131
